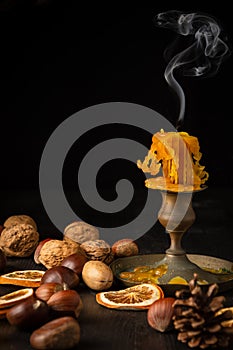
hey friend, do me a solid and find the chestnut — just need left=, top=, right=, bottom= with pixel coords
left=30, top=316, right=80, bottom=349
left=47, top=289, right=83, bottom=318
left=147, top=297, right=176, bottom=332
left=35, top=282, right=68, bottom=302
left=40, top=266, right=79, bottom=289
left=112, top=238, right=139, bottom=258
left=61, top=252, right=88, bottom=275
left=0, top=248, right=6, bottom=272
left=6, top=296, right=50, bottom=330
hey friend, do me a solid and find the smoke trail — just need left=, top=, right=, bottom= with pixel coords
left=154, top=10, right=230, bottom=130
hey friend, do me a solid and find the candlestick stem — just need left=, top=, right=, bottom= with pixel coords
left=156, top=189, right=219, bottom=284
left=158, top=190, right=195, bottom=256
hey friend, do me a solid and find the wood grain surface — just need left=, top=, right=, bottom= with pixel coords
left=0, top=188, right=233, bottom=350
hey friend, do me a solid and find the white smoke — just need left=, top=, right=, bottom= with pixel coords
left=154, top=10, right=230, bottom=129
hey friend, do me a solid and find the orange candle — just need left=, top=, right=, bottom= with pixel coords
left=137, top=129, right=209, bottom=192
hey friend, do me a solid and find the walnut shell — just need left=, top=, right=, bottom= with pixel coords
left=0, top=224, right=39, bottom=257
left=37, top=239, right=82, bottom=269
left=63, top=221, right=99, bottom=244
left=4, top=215, right=37, bottom=231
left=102, top=251, right=115, bottom=265
left=80, top=239, right=112, bottom=263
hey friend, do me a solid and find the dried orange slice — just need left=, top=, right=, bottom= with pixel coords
left=0, top=270, right=45, bottom=287
left=0, top=288, right=34, bottom=309
left=96, top=283, right=164, bottom=310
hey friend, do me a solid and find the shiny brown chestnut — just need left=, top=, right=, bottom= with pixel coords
left=6, top=296, right=50, bottom=330
left=35, top=282, right=69, bottom=302
left=30, top=316, right=80, bottom=350
left=47, top=289, right=83, bottom=318
left=40, top=266, right=79, bottom=289
left=147, top=297, right=176, bottom=332
left=61, top=252, right=88, bottom=275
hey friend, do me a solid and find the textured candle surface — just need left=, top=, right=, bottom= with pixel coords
left=137, top=129, right=209, bottom=192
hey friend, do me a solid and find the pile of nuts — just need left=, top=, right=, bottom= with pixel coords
left=2, top=252, right=121, bottom=349
left=0, top=215, right=139, bottom=270
left=33, top=219, right=139, bottom=270
left=0, top=214, right=140, bottom=349
left=5, top=265, right=83, bottom=349
left=0, top=215, right=138, bottom=349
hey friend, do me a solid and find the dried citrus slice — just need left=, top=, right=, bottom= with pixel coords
left=96, top=283, right=164, bottom=310
left=0, top=270, right=45, bottom=287
left=0, top=288, right=34, bottom=309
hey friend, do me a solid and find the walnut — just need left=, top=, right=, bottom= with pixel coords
left=0, top=224, right=39, bottom=257
left=4, top=215, right=37, bottom=231
left=37, top=239, right=82, bottom=269
left=80, top=239, right=113, bottom=263
left=103, top=251, right=115, bottom=265
left=63, top=221, right=99, bottom=244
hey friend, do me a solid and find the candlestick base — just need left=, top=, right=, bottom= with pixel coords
left=152, top=253, right=219, bottom=284
left=154, top=189, right=219, bottom=284
left=111, top=253, right=233, bottom=295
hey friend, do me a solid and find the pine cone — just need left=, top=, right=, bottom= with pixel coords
left=172, top=273, right=233, bottom=349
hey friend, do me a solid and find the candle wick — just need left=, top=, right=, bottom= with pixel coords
left=176, top=120, right=183, bottom=131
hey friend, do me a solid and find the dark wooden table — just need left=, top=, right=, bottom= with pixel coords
left=0, top=187, right=233, bottom=350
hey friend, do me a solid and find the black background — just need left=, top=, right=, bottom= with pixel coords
left=0, top=0, right=232, bottom=193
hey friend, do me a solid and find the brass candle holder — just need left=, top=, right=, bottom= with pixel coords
left=136, top=129, right=220, bottom=284
left=155, top=189, right=219, bottom=284
left=111, top=130, right=233, bottom=292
